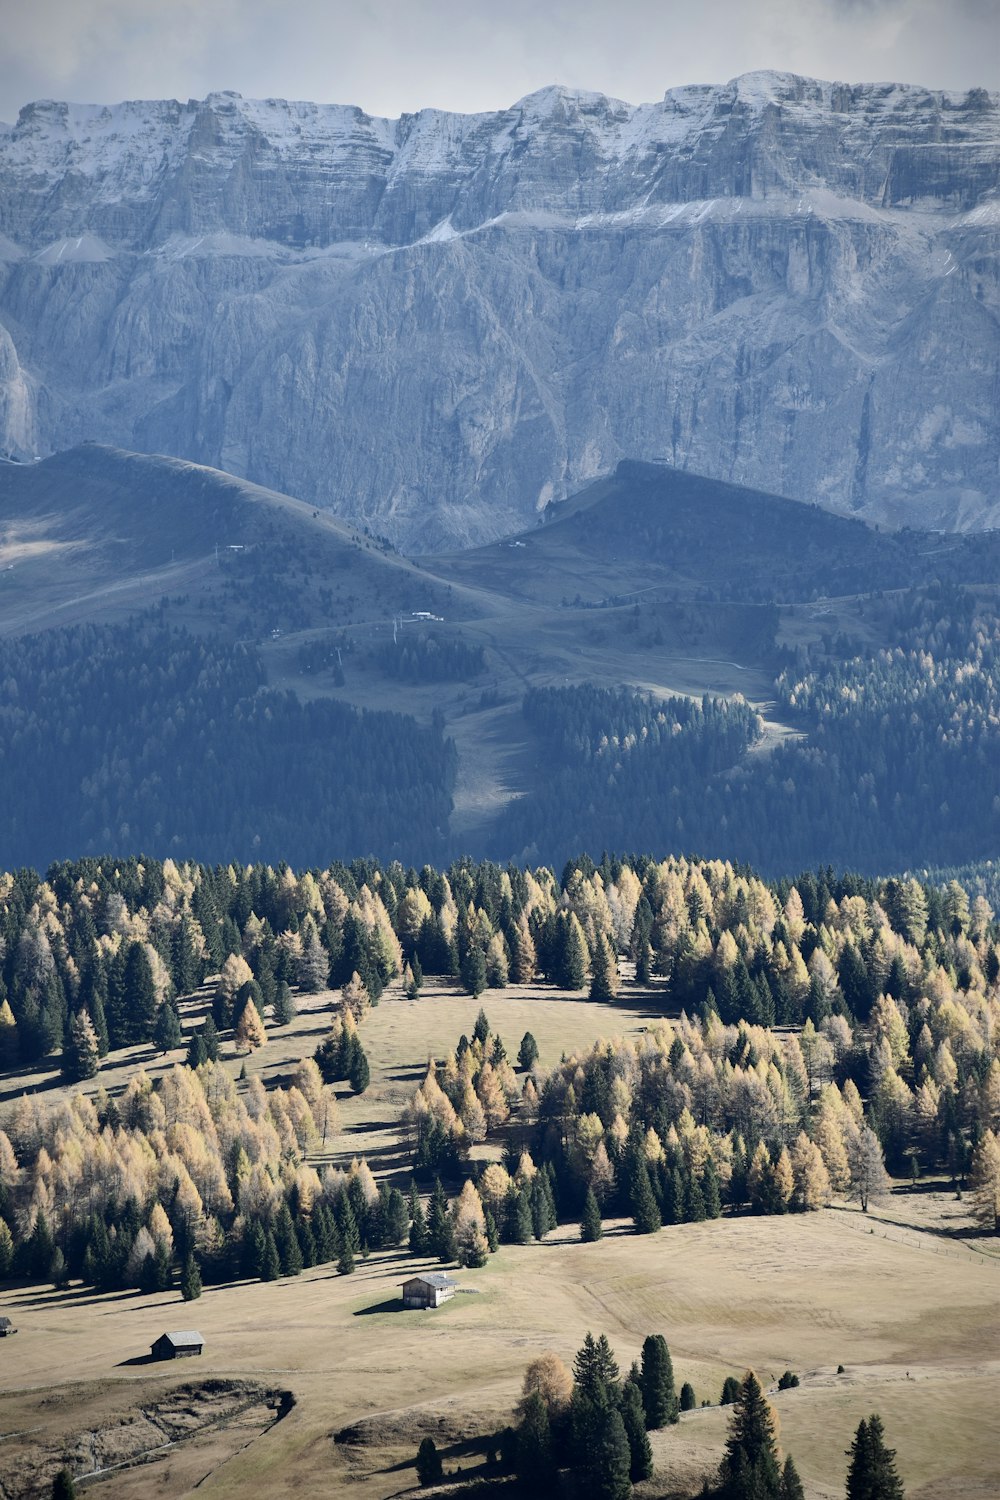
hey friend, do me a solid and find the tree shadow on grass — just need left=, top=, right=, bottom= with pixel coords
left=13, top=1283, right=140, bottom=1311
left=377, top=1435, right=500, bottom=1478
left=0, top=1064, right=63, bottom=1103
left=353, top=1296, right=405, bottom=1316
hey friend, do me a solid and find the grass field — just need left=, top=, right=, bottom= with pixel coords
left=1, top=980, right=998, bottom=1499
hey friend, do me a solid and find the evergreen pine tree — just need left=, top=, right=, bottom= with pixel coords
left=581, top=1186, right=603, bottom=1242
left=573, top=1331, right=621, bottom=1399
left=122, top=941, right=158, bottom=1044
left=154, top=1002, right=183, bottom=1055
left=721, top=1375, right=742, bottom=1406
left=409, top=1197, right=428, bottom=1255
left=427, top=1179, right=451, bottom=1258
left=51, top=1470, right=77, bottom=1500
left=780, top=1455, right=805, bottom=1500
left=516, top=1390, right=556, bottom=1487
left=261, top=1230, right=281, bottom=1282
left=866, top=1415, right=904, bottom=1500
left=201, top=1015, right=220, bottom=1060
left=719, top=1369, right=782, bottom=1500
left=680, top=1382, right=697, bottom=1412
left=621, top=1379, right=654, bottom=1481
left=30, top=1212, right=56, bottom=1281
left=531, top=1174, right=557, bottom=1239
left=508, top=1186, right=534, bottom=1245
left=686, top=1170, right=707, bottom=1222
left=49, top=1246, right=68, bottom=1289
left=152, top=1242, right=172, bottom=1291
left=589, top=932, right=620, bottom=1002
left=461, top=946, right=487, bottom=997
left=337, top=1233, right=356, bottom=1276
left=518, top=1031, right=539, bottom=1071
left=246, top=1220, right=267, bottom=1279
left=590, top=1405, right=632, bottom=1500
left=337, top=1198, right=360, bottom=1273
left=559, top=914, right=588, bottom=990
left=274, top=1202, right=303, bottom=1276
left=90, top=987, right=110, bottom=1057
left=415, top=1436, right=443, bottom=1487
left=629, top=1156, right=662, bottom=1234
left=703, top=1159, right=723, bottom=1219
left=0, top=1222, right=11, bottom=1279
left=186, top=1029, right=208, bottom=1067
left=640, top=1333, right=679, bottom=1428
left=347, top=1039, right=370, bottom=1095
left=63, top=1010, right=100, bottom=1082
left=272, top=981, right=295, bottom=1026
left=383, top=1187, right=409, bottom=1246
left=846, top=1414, right=905, bottom=1500
left=181, top=1251, right=202, bottom=1302
left=172, top=914, right=202, bottom=996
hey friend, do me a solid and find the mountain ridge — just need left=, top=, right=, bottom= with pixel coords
left=0, top=72, right=997, bottom=547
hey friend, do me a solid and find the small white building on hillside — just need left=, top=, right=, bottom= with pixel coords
left=401, top=1272, right=457, bottom=1309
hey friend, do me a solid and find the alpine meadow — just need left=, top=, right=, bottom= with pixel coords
left=0, top=26, right=998, bottom=1500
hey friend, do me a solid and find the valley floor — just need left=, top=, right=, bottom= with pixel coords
left=2, top=984, right=998, bottom=1498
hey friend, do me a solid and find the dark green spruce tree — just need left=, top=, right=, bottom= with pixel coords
left=620, top=1378, right=654, bottom=1481
left=780, top=1455, right=805, bottom=1500
left=415, top=1436, right=443, bottom=1487
left=846, top=1414, right=905, bottom=1500
left=180, top=1251, right=202, bottom=1302
left=640, top=1333, right=678, bottom=1428
left=589, top=1405, right=632, bottom=1500
left=515, top=1389, right=556, bottom=1489
left=629, top=1155, right=661, bottom=1235
left=718, top=1369, right=782, bottom=1500
left=581, top=1186, right=603, bottom=1242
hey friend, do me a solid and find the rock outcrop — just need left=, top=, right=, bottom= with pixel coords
left=0, top=73, right=996, bottom=547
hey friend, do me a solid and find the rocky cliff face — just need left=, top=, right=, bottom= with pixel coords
left=0, top=73, right=997, bottom=547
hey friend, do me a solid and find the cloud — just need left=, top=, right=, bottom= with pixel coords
left=0, top=0, right=995, bottom=124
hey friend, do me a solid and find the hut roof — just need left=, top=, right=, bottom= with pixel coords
left=403, top=1272, right=456, bottom=1289
left=159, top=1330, right=204, bottom=1346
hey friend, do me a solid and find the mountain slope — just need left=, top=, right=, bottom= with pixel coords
left=0, top=74, right=997, bottom=547
left=0, top=444, right=452, bottom=636
left=429, top=459, right=1000, bottom=605
left=0, top=443, right=998, bottom=875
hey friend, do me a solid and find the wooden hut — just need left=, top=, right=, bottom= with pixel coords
left=0, top=1317, right=15, bottom=1337
left=151, top=1330, right=204, bottom=1360
left=401, top=1272, right=456, bottom=1309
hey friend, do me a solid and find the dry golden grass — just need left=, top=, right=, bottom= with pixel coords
left=2, top=983, right=998, bottom=1499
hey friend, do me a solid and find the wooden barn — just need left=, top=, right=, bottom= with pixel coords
left=401, top=1272, right=456, bottom=1309
left=151, top=1330, right=204, bottom=1360
left=0, top=1316, right=15, bottom=1337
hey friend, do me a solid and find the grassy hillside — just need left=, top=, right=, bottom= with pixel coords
left=0, top=445, right=455, bottom=639
left=1, top=447, right=997, bottom=875
left=427, top=460, right=1000, bottom=606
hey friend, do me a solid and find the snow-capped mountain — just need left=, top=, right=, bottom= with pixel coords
left=0, top=73, right=997, bottom=547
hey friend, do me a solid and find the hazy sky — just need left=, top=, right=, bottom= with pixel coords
left=2, top=0, right=997, bottom=123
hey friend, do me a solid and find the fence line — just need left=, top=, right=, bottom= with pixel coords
left=834, top=1212, right=998, bottom=1269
